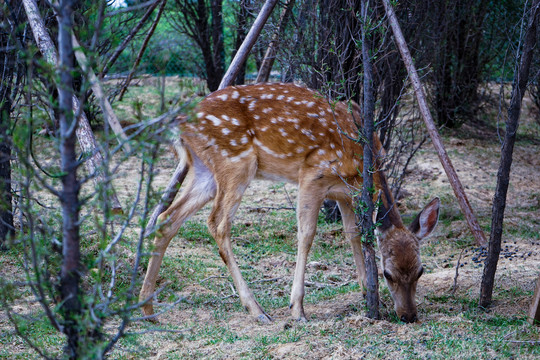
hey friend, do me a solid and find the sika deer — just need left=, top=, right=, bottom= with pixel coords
left=139, top=83, right=440, bottom=323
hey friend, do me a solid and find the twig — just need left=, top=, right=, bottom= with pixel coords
left=247, top=206, right=296, bottom=211
left=452, top=249, right=465, bottom=295
left=249, top=276, right=283, bottom=284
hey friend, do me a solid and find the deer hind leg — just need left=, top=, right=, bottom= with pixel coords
left=289, top=180, right=327, bottom=321
left=140, top=155, right=216, bottom=317
left=206, top=158, right=272, bottom=322
left=336, top=198, right=367, bottom=295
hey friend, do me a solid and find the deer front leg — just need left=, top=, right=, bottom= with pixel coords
left=290, top=185, right=325, bottom=321
left=337, top=198, right=367, bottom=295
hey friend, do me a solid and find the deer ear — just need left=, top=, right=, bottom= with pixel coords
left=409, top=197, right=440, bottom=240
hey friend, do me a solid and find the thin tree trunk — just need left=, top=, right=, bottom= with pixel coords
left=480, top=0, right=539, bottom=308
left=57, top=0, right=81, bottom=357
left=360, top=0, right=379, bottom=320
left=118, top=0, right=167, bottom=100
left=71, top=34, right=132, bottom=154
left=219, top=0, right=279, bottom=89
left=529, top=274, right=540, bottom=325
left=22, top=0, right=123, bottom=213
left=100, top=0, right=161, bottom=77
left=255, top=0, right=295, bottom=83
left=0, top=1, right=19, bottom=245
left=382, top=0, right=487, bottom=247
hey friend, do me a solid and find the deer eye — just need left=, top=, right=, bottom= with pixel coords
left=383, top=269, right=394, bottom=282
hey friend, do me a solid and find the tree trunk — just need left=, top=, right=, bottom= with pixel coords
left=0, top=1, right=20, bottom=245
left=360, top=0, right=379, bottom=320
left=382, top=0, right=487, bottom=247
left=57, top=0, right=82, bottom=357
left=529, top=274, right=540, bottom=325
left=479, top=0, right=539, bottom=308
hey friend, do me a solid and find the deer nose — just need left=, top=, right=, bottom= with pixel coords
left=400, top=314, right=418, bottom=323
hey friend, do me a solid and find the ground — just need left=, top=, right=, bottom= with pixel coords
left=0, top=78, right=539, bottom=359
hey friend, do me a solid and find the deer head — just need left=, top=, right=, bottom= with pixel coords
left=376, top=195, right=440, bottom=323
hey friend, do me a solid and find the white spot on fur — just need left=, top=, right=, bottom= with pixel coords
left=254, top=115, right=260, bottom=120
left=318, top=149, right=326, bottom=155
left=231, top=118, right=240, bottom=125
left=221, top=114, right=230, bottom=121
left=217, top=94, right=228, bottom=101
left=230, top=139, right=238, bottom=146
left=230, top=147, right=254, bottom=163
left=262, top=107, right=273, bottom=114
left=296, top=147, right=304, bottom=153
left=240, top=135, right=249, bottom=144
left=277, top=95, right=285, bottom=100
left=253, top=138, right=286, bottom=158
left=308, top=113, right=318, bottom=118
left=206, top=115, right=221, bottom=126
left=330, top=143, right=336, bottom=149
left=221, top=149, right=228, bottom=157
left=336, top=150, right=343, bottom=158
left=222, top=128, right=231, bottom=135
left=196, top=112, right=205, bottom=118
left=232, top=91, right=240, bottom=99
left=287, top=139, right=295, bottom=144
